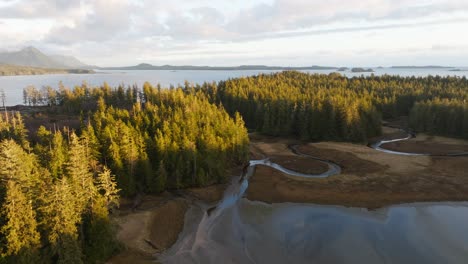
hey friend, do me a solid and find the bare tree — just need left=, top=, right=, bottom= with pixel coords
left=0, top=88, right=7, bottom=122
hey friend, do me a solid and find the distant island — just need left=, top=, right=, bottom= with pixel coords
left=0, top=64, right=94, bottom=76
left=100, top=63, right=339, bottom=71
left=351, top=67, right=374, bottom=73
left=337, top=67, right=349, bottom=71
left=391, top=65, right=455, bottom=69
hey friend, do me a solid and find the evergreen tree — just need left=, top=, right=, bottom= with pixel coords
left=0, top=140, right=41, bottom=263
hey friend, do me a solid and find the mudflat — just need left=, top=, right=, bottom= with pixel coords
left=247, top=132, right=468, bottom=208
left=109, top=129, right=468, bottom=263
left=108, top=182, right=228, bottom=263
left=108, top=195, right=188, bottom=263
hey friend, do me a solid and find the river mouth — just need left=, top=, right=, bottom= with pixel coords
left=158, top=135, right=468, bottom=263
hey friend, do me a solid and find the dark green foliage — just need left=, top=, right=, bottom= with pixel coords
left=216, top=71, right=382, bottom=142
left=82, top=196, right=120, bottom=263
left=410, top=99, right=468, bottom=139
left=214, top=71, right=468, bottom=141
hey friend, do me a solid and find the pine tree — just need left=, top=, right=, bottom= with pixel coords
left=41, top=178, right=83, bottom=264
left=1, top=181, right=41, bottom=263
left=49, top=131, right=68, bottom=178
left=96, top=167, right=120, bottom=211
left=65, top=133, right=95, bottom=212
left=0, top=140, right=41, bottom=262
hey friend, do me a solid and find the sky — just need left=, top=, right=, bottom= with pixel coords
left=0, top=0, right=468, bottom=67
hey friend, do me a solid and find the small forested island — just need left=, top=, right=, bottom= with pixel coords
left=391, top=65, right=454, bottom=69
left=351, top=67, right=374, bottom=72
left=100, top=63, right=338, bottom=71
left=0, top=64, right=94, bottom=76
left=1, top=71, right=468, bottom=262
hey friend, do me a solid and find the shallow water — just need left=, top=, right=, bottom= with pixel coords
left=161, top=157, right=468, bottom=264
left=371, top=134, right=429, bottom=156
left=162, top=200, right=468, bottom=264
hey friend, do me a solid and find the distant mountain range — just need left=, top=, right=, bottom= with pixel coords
left=101, top=64, right=463, bottom=71
left=0, top=47, right=91, bottom=69
left=0, top=47, right=461, bottom=72
left=100, top=63, right=339, bottom=71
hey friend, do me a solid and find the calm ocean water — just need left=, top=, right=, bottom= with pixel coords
left=0, top=68, right=467, bottom=106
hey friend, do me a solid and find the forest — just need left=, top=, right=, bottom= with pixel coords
left=0, top=64, right=93, bottom=76
left=3, top=70, right=468, bottom=263
left=0, top=113, right=120, bottom=263
left=213, top=71, right=468, bottom=140
left=1, top=83, right=249, bottom=263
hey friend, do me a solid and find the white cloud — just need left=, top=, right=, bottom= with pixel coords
left=0, top=0, right=468, bottom=66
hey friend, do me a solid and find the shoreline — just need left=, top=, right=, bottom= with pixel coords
left=107, top=183, right=228, bottom=263
left=109, top=130, right=468, bottom=262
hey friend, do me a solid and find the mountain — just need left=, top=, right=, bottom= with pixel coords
left=0, top=47, right=91, bottom=69
left=49, top=54, right=89, bottom=68
left=101, top=63, right=339, bottom=71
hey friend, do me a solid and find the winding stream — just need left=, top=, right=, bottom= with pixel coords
left=160, top=143, right=468, bottom=264
left=371, top=134, right=429, bottom=156
left=371, top=130, right=468, bottom=156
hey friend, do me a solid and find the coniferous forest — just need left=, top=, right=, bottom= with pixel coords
left=1, top=71, right=468, bottom=262
left=1, top=83, right=249, bottom=263
left=214, top=71, right=468, bottom=141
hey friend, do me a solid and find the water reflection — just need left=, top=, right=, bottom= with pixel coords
left=163, top=201, right=468, bottom=264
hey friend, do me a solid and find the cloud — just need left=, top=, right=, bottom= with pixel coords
left=0, top=0, right=81, bottom=18
left=45, top=0, right=135, bottom=44
left=155, top=7, right=235, bottom=41
left=1, top=0, right=468, bottom=65
left=225, top=0, right=468, bottom=36
left=4, top=0, right=468, bottom=44
left=233, top=17, right=468, bottom=42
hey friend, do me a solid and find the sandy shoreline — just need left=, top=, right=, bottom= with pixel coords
left=107, top=184, right=228, bottom=263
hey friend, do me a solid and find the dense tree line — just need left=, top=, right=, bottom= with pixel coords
left=0, top=112, right=120, bottom=263
left=22, top=82, right=141, bottom=110
left=210, top=71, right=468, bottom=140
left=214, top=71, right=382, bottom=142
left=21, top=82, right=249, bottom=194
left=22, top=71, right=468, bottom=142
left=88, top=83, right=249, bottom=196
left=0, top=65, right=94, bottom=77
left=410, top=98, right=468, bottom=139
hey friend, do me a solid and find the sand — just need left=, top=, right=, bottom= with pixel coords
left=107, top=182, right=230, bottom=263
left=107, top=195, right=188, bottom=263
